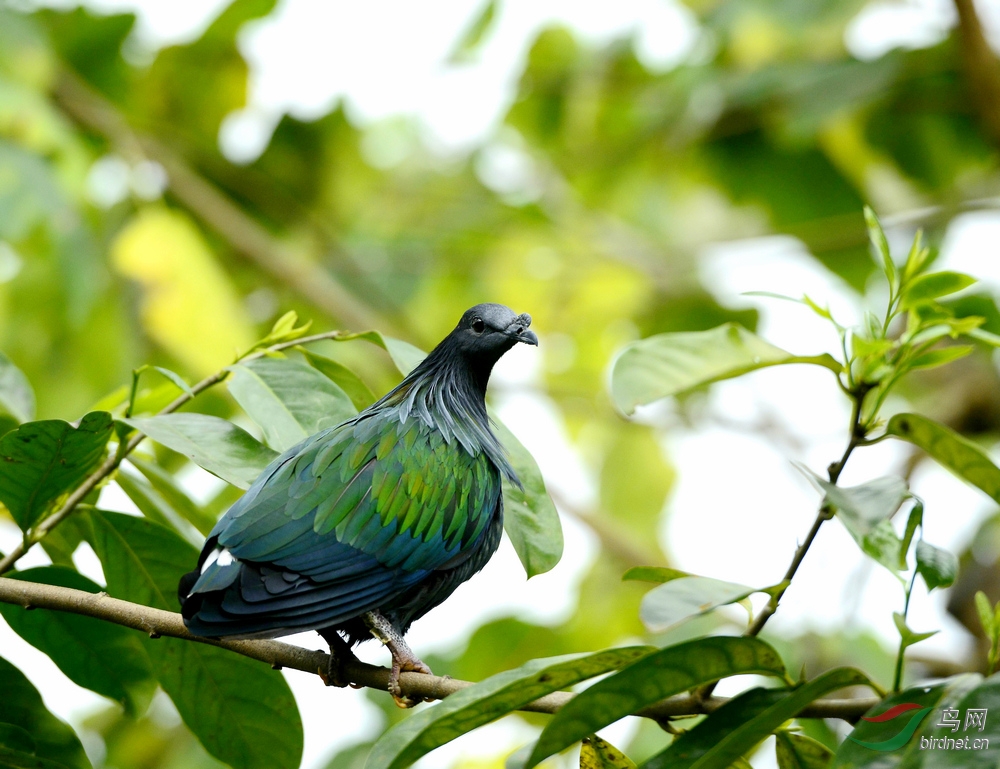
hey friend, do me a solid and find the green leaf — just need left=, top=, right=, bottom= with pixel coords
left=892, top=612, right=937, bottom=647
left=39, top=516, right=86, bottom=568
left=0, top=654, right=92, bottom=769
left=774, top=731, right=833, bottom=769
left=114, top=468, right=203, bottom=541
left=803, top=470, right=909, bottom=533
left=622, top=567, right=689, bottom=583
left=976, top=590, right=995, bottom=638
left=802, top=295, right=837, bottom=323
left=906, top=345, right=973, bottom=372
left=639, top=576, right=758, bottom=633
left=914, top=540, right=957, bottom=592
left=851, top=335, right=893, bottom=359
left=946, top=315, right=985, bottom=336
left=122, top=414, right=278, bottom=489
left=447, top=0, right=497, bottom=63
left=129, top=456, right=217, bottom=535
left=898, top=503, right=922, bottom=570
left=908, top=323, right=953, bottom=347
left=366, top=647, right=652, bottom=769
left=228, top=356, right=357, bottom=451
left=856, top=520, right=903, bottom=574
left=380, top=336, right=427, bottom=376
left=130, top=365, right=194, bottom=408
left=885, top=413, right=1000, bottom=503
left=341, top=331, right=426, bottom=376
left=526, top=637, right=787, bottom=768
left=640, top=690, right=786, bottom=768
left=0, top=746, right=76, bottom=769
left=492, top=415, right=563, bottom=578
left=901, top=230, right=930, bottom=284
left=0, top=412, right=113, bottom=531
left=299, top=347, right=377, bottom=410
left=800, top=470, right=908, bottom=572
left=84, top=511, right=196, bottom=614
left=245, top=310, right=312, bottom=353
left=580, top=735, right=637, bottom=769
left=0, top=350, right=34, bottom=430
left=611, top=324, right=841, bottom=415
left=863, top=311, right=884, bottom=342
left=741, top=293, right=838, bottom=325
left=742, top=291, right=799, bottom=302
left=901, top=271, right=976, bottom=307
left=642, top=669, right=871, bottom=769
left=85, top=510, right=303, bottom=769
left=151, top=366, right=193, bottom=396
left=0, top=722, right=36, bottom=753
left=130, top=382, right=189, bottom=417
left=149, top=639, right=302, bottom=769
left=864, top=206, right=895, bottom=288
left=0, top=567, right=155, bottom=716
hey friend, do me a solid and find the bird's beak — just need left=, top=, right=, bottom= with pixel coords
left=505, top=314, right=538, bottom=346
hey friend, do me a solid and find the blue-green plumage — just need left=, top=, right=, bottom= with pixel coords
left=179, top=304, right=537, bottom=688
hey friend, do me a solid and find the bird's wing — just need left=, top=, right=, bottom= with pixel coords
left=183, top=412, right=501, bottom=635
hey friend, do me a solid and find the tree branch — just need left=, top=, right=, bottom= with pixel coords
left=51, top=69, right=394, bottom=335
left=953, top=0, right=1000, bottom=151
left=0, top=329, right=356, bottom=576
left=0, top=577, right=879, bottom=721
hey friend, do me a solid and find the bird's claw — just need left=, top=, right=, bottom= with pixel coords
left=319, top=658, right=350, bottom=688
left=325, top=653, right=351, bottom=688
left=362, top=610, right=433, bottom=707
left=389, top=656, right=433, bottom=708
left=319, top=630, right=360, bottom=688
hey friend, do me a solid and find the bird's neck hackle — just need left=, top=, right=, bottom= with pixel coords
left=366, top=337, right=519, bottom=484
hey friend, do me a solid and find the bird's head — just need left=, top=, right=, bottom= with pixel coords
left=386, top=303, right=537, bottom=412
left=406, top=304, right=537, bottom=398
left=449, top=303, right=538, bottom=363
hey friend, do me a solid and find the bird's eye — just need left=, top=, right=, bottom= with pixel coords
left=472, top=318, right=485, bottom=334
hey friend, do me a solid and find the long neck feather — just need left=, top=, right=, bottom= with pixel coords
left=363, top=340, right=518, bottom=484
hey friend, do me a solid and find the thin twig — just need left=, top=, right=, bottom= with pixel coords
left=0, top=578, right=880, bottom=721
left=0, top=330, right=354, bottom=576
left=744, top=386, right=868, bottom=639
left=695, top=387, right=869, bottom=704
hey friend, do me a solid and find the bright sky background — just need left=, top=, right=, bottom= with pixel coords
left=5, top=1, right=1000, bottom=768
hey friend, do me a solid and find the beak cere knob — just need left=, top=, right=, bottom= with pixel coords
left=507, top=313, right=538, bottom=346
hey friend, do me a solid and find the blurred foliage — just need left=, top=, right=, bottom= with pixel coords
left=2, top=0, right=1000, bottom=766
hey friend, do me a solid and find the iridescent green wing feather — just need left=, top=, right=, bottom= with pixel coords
left=309, top=412, right=501, bottom=571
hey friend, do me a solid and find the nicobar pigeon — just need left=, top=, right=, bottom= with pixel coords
left=179, top=304, right=537, bottom=704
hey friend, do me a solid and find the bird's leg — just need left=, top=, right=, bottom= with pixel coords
left=363, top=610, right=432, bottom=708
left=317, top=628, right=360, bottom=688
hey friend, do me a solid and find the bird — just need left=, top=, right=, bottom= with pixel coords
left=178, top=303, right=537, bottom=705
